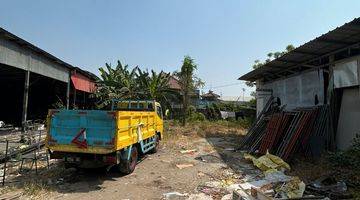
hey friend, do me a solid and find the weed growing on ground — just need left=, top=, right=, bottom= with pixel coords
left=329, top=134, right=360, bottom=171
left=23, top=181, right=49, bottom=196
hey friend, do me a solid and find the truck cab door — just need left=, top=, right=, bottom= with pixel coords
left=155, top=105, right=164, bottom=134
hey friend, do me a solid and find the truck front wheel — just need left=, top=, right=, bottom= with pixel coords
left=119, top=146, right=138, bottom=174
left=149, top=134, right=160, bottom=154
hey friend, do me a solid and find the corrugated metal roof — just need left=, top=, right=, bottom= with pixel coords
left=239, top=17, right=360, bottom=82
left=0, top=27, right=97, bottom=81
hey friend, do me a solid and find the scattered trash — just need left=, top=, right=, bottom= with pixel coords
left=197, top=172, right=205, bottom=177
left=56, top=178, right=64, bottom=185
left=244, top=152, right=290, bottom=172
left=197, top=181, right=229, bottom=198
left=307, top=176, right=352, bottom=199
left=275, top=177, right=305, bottom=198
left=163, top=191, right=189, bottom=199
left=264, top=170, right=292, bottom=183
left=203, top=181, right=222, bottom=188
left=187, top=193, right=213, bottom=200
left=239, top=179, right=272, bottom=191
left=220, top=179, right=235, bottom=187
left=37, top=124, right=45, bottom=131
left=237, top=152, right=308, bottom=199
left=220, top=194, right=232, bottom=200
left=223, top=147, right=235, bottom=151
left=195, top=154, right=222, bottom=163
left=19, top=145, right=29, bottom=150
left=176, top=163, right=194, bottom=169
left=180, top=149, right=197, bottom=154
left=226, top=184, right=241, bottom=193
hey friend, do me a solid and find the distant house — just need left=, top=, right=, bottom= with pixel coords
left=201, top=90, right=220, bottom=102
left=166, top=75, right=200, bottom=117
left=168, top=75, right=181, bottom=91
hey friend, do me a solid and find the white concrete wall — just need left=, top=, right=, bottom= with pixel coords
left=258, top=69, right=324, bottom=111
left=0, top=37, right=69, bottom=82
left=336, top=87, right=360, bottom=150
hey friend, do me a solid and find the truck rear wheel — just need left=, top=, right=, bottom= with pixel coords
left=149, top=134, right=160, bottom=154
left=119, top=146, right=138, bottom=174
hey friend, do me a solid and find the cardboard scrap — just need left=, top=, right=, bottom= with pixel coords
left=244, top=152, right=290, bottom=172
left=176, top=163, right=194, bottom=169
left=180, top=149, right=197, bottom=154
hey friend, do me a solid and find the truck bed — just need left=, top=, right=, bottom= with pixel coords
left=46, top=109, right=159, bottom=154
left=47, top=110, right=116, bottom=154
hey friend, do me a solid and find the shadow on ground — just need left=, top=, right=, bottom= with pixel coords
left=5, top=160, right=130, bottom=195
left=199, top=131, right=255, bottom=173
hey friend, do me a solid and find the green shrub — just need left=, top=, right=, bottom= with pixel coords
left=187, top=112, right=206, bottom=122
left=329, top=134, right=360, bottom=170
left=237, top=117, right=254, bottom=129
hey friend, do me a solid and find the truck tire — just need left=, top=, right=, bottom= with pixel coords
left=149, top=134, right=160, bottom=154
left=119, top=146, right=138, bottom=174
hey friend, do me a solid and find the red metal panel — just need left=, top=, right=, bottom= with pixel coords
left=71, top=73, right=96, bottom=93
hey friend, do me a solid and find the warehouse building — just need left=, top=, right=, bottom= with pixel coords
left=0, top=27, right=97, bottom=127
left=239, top=18, right=360, bottom=150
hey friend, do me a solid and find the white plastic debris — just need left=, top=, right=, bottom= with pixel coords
left=187, top=193, right=213, bottom=200
left=220, top=194, right=232, bottom=200
left=163, top=191, right=189, bottom=199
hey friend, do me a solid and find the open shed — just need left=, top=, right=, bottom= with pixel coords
left=0, top=28, right=97, bottom=127
left=239, top=18, right=360, bottom=150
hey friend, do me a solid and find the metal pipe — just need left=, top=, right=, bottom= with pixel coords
left=2, top=140, right=9, bottom=186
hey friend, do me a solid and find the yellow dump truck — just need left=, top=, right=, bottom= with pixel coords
left=46, top=100, right=163, bottom=174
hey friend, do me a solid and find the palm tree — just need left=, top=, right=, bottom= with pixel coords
left=93, top=60, right=179, bottom=111
left=137, top=69, right=179, bottom=110
left=174, top=56, right=204, bottom=126
left=94, top=61, right=138, bottom=108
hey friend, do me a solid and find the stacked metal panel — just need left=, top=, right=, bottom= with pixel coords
left=238, top=101, right=331, bottom=160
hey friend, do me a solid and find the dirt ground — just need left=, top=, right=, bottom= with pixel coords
left=1, top=121, right=358, bottom=199
left=0, top=121, right=257, bottom=200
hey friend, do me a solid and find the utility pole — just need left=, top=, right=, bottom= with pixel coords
left=242, top=88, right=245, bottom=101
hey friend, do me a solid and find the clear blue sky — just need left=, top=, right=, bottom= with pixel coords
left=1, top=1, right=359, bottom=97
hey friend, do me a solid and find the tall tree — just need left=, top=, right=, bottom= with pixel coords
left=246, top=44, right=295, bottom=88
left=174, top=56, right=204, bottom=126
left=137, top=69, right=178, bottom=109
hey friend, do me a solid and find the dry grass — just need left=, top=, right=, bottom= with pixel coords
left=290, top=155, right=360, bottom=198
left=162, top=120, right=246, bottom=153
left=289, top=156, right=333, bottom=184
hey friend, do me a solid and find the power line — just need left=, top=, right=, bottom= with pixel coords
left=203, top=82, right=243, bottom=89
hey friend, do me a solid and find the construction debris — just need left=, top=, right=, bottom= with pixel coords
left=275, top=177, right=306, bottom=198
left=176, top=163, right=194, bottom=169
left=187, top=193, right=213, bottom=200
left=234, top=152, right=309, bottom=199
left=244, top=152, right=290, bottom=172
left=163, top=191, right=189, bottom=199
left=307, top=176, right=352, bottom=199
left=180, top=149, right=197, bottom=154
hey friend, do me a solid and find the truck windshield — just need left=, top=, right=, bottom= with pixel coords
left=111, top=100, right=155, bottom=111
